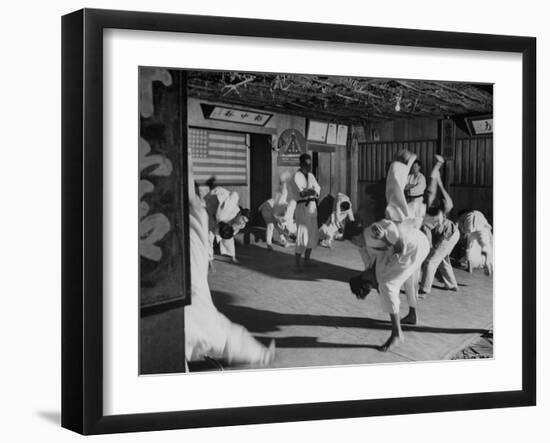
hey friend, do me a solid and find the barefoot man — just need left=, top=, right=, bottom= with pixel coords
left=419, top=156, right=460, bottom=296
left=348, top=149, right=429, bottom=351
left=289, top=153, right=321, bottom=271
left=349, top=218, right=429, bottom=351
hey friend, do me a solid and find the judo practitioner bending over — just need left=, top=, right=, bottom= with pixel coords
left=319, top=192, right=355, bottom=248
left=348, top=149, right=429, bottom=351
left=204, top=184, right=248, bottom=264
left=348, top=218, right=429, bottom=352
left=457, top=209, right=493, bottom=276
left=258, top=171, right=297, bottom=250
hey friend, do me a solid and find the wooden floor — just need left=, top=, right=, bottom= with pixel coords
left=200, top=235, right=493, bottom=371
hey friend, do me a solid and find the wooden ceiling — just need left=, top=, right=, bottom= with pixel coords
left=187, top=70, right=493, bottom=123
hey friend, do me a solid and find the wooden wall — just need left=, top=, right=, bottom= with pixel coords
left=359, top=140, right=439, bottom=182
left=314, top=147, right=348, bottom=201
left=356, top=118, right=493, bottom=224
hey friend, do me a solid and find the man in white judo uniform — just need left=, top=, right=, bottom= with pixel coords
left=405, top=160, right=427, bottom=219
left=348, top=149, right=429, bottom=351
left=289, top=153, right=321, bottom=271
left=419, top=156, right=460, bottom=295
left=457, top=209, right=493, bottom=276
left=258, top=171, right=297, bottom=250
left=348, top=218, right=429, bottom=351
left=185, top=173, right=275, bottom=367
left=319, top=192, right=355, bottom=248
left=384, top=149, right=419, bottom=222
left=204, top=185, right=248, bottom=264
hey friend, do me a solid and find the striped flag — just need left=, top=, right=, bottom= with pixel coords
left=189, top=128, right=248, bottom=185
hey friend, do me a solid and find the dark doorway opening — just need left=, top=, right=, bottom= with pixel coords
left=249, top=133, right=272, bottom=226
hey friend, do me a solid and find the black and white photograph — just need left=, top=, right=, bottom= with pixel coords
left=1, top=0, right=546, bottom=439
left=139, top=68, right=494, bottom=374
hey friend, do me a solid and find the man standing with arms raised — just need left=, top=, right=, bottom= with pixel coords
left=290, top=153, right=321, bottom=272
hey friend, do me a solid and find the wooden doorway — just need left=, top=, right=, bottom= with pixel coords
left=249, top=133, right=272, bottom=226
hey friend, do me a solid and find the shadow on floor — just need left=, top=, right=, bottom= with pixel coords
left=212, top=290, right=489, bottom=336
left=36, top=410, right=60, bottom=425
left=230, top=243, right=360, bottom=283
left=255, top=335, right=382, bottom=350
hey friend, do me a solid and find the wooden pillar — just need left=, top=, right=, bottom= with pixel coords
left=440, top=119, right=456, bottom=198
left=349, top=128, right=360, bottom=210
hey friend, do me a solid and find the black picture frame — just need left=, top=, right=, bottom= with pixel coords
left=62, top=8, right=536, bottom=435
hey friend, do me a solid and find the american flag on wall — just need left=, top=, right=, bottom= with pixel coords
left=189, top=128, right=248, bottom=185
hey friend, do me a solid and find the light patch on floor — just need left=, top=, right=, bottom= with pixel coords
left=204, top=237, right=493, bottom=371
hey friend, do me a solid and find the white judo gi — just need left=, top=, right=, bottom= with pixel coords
left=405, top=172, right=427, bottom=219
left=420, top=218, right=460, bottom=292
left=204, top=186, right=241, bottom=260
left=359, top=152, right=428, bottom=313
left=185, top=182, right=273, bottom=365
left=359, top=219, right=429, bottom=315
left=457, top=210, right=493, bottom=273
left=289, top=170, right=321, bottom=254
left=319, top=192, right=355, bottom=247
left=385, top=158, right=415, bottom=222
left=258, top=175, right=297, bottom=248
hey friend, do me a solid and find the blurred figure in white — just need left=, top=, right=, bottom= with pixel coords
left=185, top=170, right=275, bottom=368
left=457, top=209, right=493, bottom=275
left=405, top=160, right=427, bottom=219
left=204, top=184, right=248, bottom=264
left=258, top=171, right=297, bottom=250
left=289, top=153, right=321, bottom=271
left=319, top=192, right=355, bottom=248
left=385, top=149, right=418, bottom=222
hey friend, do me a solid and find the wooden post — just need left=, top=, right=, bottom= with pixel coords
left=440, top=119, right=456, bottom=202
left=349, top=128, right=360, bottom=210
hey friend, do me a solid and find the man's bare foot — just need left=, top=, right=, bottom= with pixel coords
left=401, top=312, right=417, bottom=325
left=380, top=334, right=404, bottom=352
left=231, top=257, right=241, bottom=265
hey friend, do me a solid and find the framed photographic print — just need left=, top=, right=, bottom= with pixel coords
left=62, top=8, right=536, bottom=435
